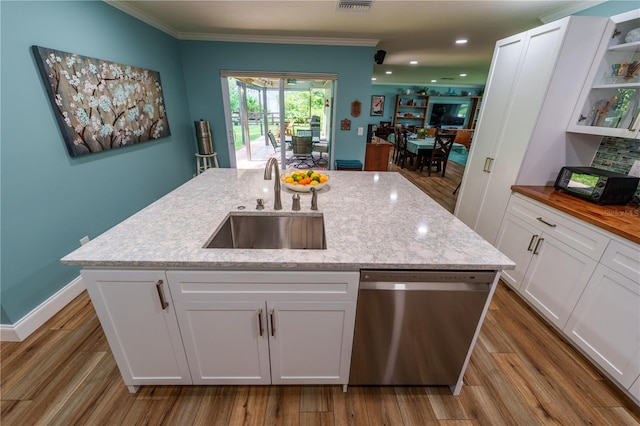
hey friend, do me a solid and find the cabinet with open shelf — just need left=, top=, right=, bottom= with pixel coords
left=568, top=10, right=640, bottom=139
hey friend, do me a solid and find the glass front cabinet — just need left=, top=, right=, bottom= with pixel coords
left=568, top=9, right=640, bottom=139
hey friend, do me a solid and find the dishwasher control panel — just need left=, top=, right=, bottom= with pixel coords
left=360, top=269, right=497, bottom=284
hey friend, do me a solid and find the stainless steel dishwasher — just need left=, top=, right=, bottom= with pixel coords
left=349, top=270, right=496, bottom=389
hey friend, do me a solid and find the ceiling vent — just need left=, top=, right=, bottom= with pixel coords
left=336, top=0, right=372, bottom=13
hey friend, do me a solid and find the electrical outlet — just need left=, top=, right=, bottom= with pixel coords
left=357, top=127, right=364, bottom=136
left=80, top=236, right=90, bottom=246
left=629, top=160, right=640, bottom=178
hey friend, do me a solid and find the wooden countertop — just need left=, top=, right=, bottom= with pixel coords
left=511, top=186, right=640, bottom=245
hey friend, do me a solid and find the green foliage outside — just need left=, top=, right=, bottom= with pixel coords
left=227, top=78, right=326, bottom=150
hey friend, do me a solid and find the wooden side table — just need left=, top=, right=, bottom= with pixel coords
left=196, top=153, right=219, bottom=175
left=364, top=141, right=393, bottom=171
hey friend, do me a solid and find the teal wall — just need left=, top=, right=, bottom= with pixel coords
left=0, top=1, right=375, bottom=326
left=0, top=1, right=194, bottom=324
left=179, top=41, right=374, bottom=167
left=370, top=84, right=484, bottom=125
left=575, top=1, right=638, bottom=16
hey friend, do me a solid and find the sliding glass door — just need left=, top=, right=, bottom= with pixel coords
left=220, top=72, right=335, bottom=170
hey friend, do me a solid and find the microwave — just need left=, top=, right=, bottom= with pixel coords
left=554, top=166, right=639, bottom=205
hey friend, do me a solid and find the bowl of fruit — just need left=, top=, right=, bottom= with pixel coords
left=281, top=170, right=330, bottom=192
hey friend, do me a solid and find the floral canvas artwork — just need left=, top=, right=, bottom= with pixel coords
left=32, top=46, right=171, bottom=157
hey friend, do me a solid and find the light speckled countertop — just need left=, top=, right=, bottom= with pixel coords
left=61, top=169, right=515, bottom=271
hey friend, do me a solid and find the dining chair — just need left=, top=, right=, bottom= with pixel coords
left=420, top=129, right=457, bottom=176
left=454, top=129, right=473, bottom=150
left=395, top=130, right=416, bottom=169
left=451, top=129, right=473, bottom=194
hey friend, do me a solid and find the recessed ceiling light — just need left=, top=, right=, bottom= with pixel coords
left=456, top=39, right=468, bottom=44
left=431, top=79, right=437, bottom=83
left=385, top=71, right=392, bottom=75
left=371, top=77, right=377, bottom=81
left=410, top=60, right=418, bottom=65
left=460, top=73, right=467, bottom=77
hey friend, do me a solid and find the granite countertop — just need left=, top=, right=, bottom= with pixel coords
left=511, top=186, right=640, bottom=245
left=61, top=169, right=515, bottom=271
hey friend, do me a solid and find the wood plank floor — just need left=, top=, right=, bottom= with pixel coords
left=2, top=160, right=639, bottom=425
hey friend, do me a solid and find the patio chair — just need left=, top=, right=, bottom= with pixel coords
left=289, top=136, right=314, bottom=168
left=267, top=131, right=280, bottom=152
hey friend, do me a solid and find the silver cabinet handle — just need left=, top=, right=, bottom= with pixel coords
left=155, top=280, right=169, bottom=310
left=536, top=217, right=556, bottom=228
left=533, top=238, right=544, bottom=255
left=527, top=234, right=539, bottom=251
left=270, top=309, right=275, bottom=337
left=257, top=309, right=264, bottom=337
left=483, top=157, right=494, bottom=173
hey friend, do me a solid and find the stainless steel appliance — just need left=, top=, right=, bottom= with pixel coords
left=349, top=270, right=496, bottom=387
left=554, top=166, right=639, bottom=205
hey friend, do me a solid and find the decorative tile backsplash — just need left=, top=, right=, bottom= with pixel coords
left=591, top=137, right=640, bottom=202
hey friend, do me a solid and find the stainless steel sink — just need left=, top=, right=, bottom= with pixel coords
left=205, top=213, right=326, bottom=249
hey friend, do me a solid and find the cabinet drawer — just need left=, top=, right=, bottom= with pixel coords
left=509, top=194, right=609, bottom=260
left=600, top=239, right=640, bottom=284
left=167, top=270, right=359, bottom=302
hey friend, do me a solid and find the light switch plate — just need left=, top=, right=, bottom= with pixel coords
left=357, top=127, right=364, bottom=136
left=629, top=160, right=640, bottom=178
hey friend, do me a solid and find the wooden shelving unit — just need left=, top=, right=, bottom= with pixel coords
left=393, top=94, right=483, bottom=129
left=393, top=94, right=428, bottom=128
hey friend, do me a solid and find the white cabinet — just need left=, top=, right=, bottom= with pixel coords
left=563, top=264, right=640, bottom=391
left=496, top=193, right=640, bottom=404
left=568, top=9, right=640, bottom=139
left=630, top=375, right=640, bottom=401
left=495, top=213, right=597, bottom=329
left=80, top=269, right=191, bottom=392
left=166, top=270, right=358, bottom=385
left=455, top=16, right=610, bottom=243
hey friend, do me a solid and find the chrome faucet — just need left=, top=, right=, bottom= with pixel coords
left=310, top=187, right=318, bottom=210
left=263, top=158, right=282, bottom=210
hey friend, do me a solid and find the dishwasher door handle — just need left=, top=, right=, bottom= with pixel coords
left=359, top=281, right=491, bottom=291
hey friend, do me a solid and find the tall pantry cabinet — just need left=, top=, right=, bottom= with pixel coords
left=454, top=16, right=609, bottom=243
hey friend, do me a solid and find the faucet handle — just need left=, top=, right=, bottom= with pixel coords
left=310, top=187, right=318, bottom=210
left=292, top=193, right=301, bottom=211
left=256, top=198, right=265, bottom=210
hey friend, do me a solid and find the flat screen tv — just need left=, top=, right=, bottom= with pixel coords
left=429, top=103, right=465, bottom=127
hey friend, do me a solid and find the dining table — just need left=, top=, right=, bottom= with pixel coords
left=406, top=137, right=436, bottom=154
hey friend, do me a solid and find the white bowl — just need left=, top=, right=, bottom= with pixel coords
left=281, top=172, right=330, bottom=192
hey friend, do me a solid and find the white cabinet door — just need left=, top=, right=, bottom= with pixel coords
left=455, top=32, right=526, bottom=227
left=177, top=301, right=271, bottom=385
left=268, top=301, right=356, bottom=385
left=494, top=214, right=539, bottom=290
left=564, top=265, right=640, bottom=389
left=473, top=20, right=571, bottom=243
left=81, top=270, right=191, bottom=388
left=520, top=235, right=597, bottom=329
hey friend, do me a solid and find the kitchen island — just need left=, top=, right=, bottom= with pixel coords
left=62, top=169, right=514, bottom=394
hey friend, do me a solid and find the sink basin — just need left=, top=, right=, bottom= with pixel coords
left=205, top=213, right=326, bottom=249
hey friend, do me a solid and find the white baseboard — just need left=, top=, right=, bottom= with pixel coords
left=0, top=275, right=86, bottom=342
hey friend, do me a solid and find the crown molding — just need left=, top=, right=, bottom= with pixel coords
left=104, top=0, right=181, bottom=38
left=179, top=32, right=379, bottom=46
left=539, top=0, right=608, bottom=23
left=104, top=1, right=378, bottom=47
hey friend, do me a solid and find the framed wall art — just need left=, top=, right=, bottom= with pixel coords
left=32, top=45, right=171, bottom=157
left=370, top=95, right=385, bottom=116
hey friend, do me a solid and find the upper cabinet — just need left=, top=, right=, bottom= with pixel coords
left=568, top=9, right=640, bottom=139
